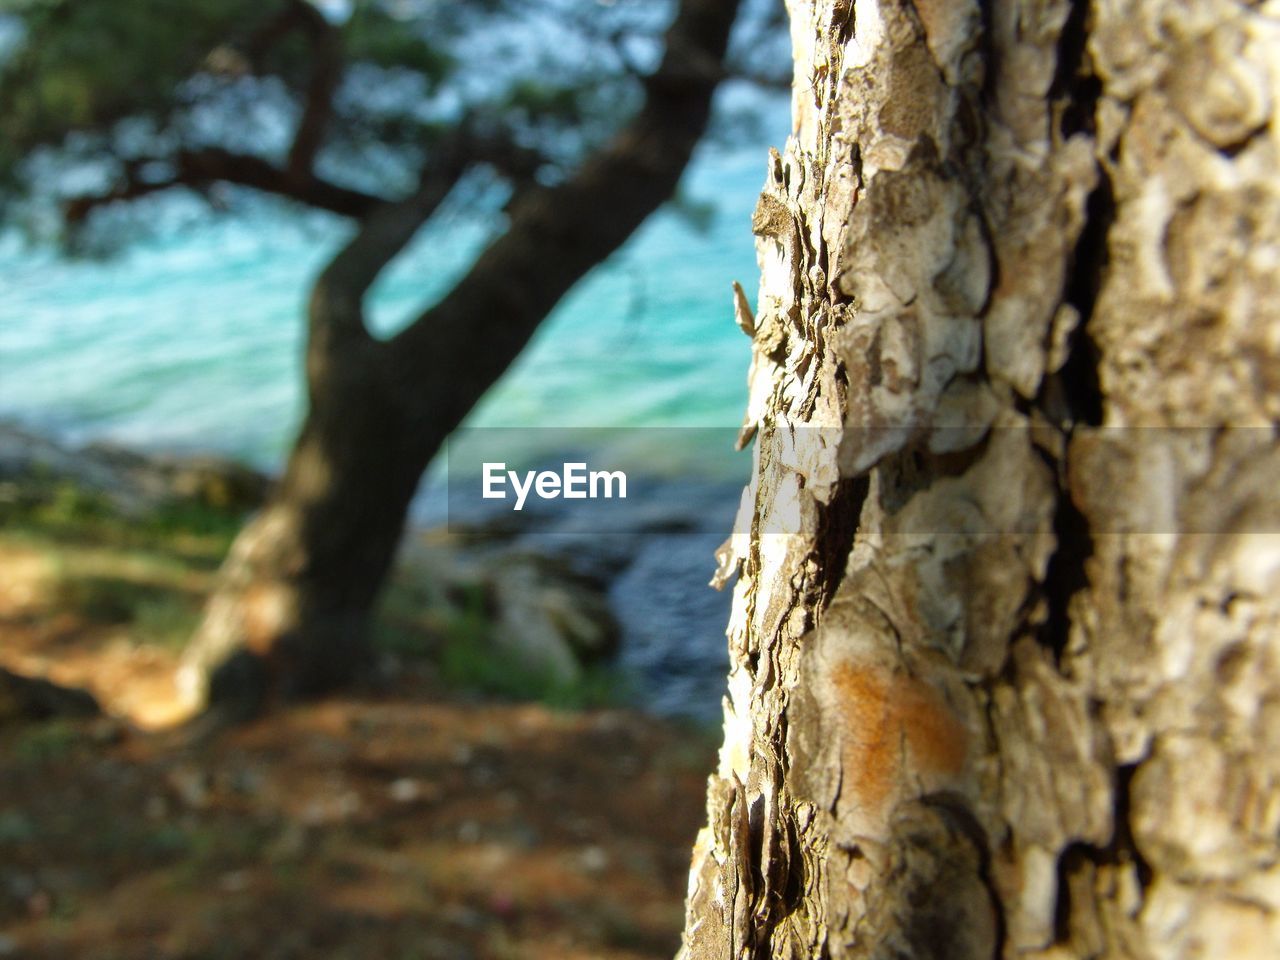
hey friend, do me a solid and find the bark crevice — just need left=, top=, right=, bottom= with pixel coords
left=1040, top=479, right=1093, bottom=661
left=1050, top=0, right=1099, bottom=141
left=813, top=474, right=869, bottom=616
left=1053, top=760, right=1154, bottom=947
left=1052, top=171, right=1112, bottom=429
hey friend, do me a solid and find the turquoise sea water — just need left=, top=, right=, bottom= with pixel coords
left=0, top=136, right=773, bottom=467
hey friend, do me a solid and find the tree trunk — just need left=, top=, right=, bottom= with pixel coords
left=178, top=334, right=435, bottom=711
left=679, top=2, right=1280, bottom=959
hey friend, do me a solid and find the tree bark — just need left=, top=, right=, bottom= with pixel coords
left=679, top=2, right=1280, bottom=959
left=178, top=0, right=744, bottom=714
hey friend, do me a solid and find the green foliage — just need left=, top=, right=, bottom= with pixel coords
left=503, top=78, right=593, bottom=124
left=0, top=0, right=261, bottom=170
left=370, top=571, right=441, bottom=659
left=0, top=0, right=471, bottom=205
left=372, top=573, right=631, bottom=710
left=27, top=479, right=112, bottom=525
left=0, top=0, right=662, bottom=221
left=344, top=2, right=455, bottom=81
left=538, top=662, right=633, bottom=713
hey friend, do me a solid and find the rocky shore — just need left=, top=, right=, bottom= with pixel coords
left=0, top=422, right=735, bottom=720
left=0, top=422, right=270, bottom=516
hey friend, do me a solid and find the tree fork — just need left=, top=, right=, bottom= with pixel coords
left=177, top=0, right=745, bottom=715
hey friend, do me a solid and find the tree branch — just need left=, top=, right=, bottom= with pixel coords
left=63, top=148, right=389, bottom=224
left=242, top=2, right=304, bottom=67
left=234, top=0, right=343, bottom=177
left=61, top=118, right=551, bottom=233
left=306, top=118, right=554, bottom=335
left=311, top=148, right=469, bottom=344
left=63, top=174, right=180, bottom=225
left=303, top=119, right=561, bottom=367
left=181, top=149, right=379, bottom=215
left=284, top=0, right=343, bottom=178
left=388, top=0, right=743, bottom=422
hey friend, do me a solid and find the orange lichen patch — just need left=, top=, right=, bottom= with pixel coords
left=831, top=662, right=901, bottom=818
left=829, top=660, right=969, bottom=821
left=892, top=670, right=968, bottom=781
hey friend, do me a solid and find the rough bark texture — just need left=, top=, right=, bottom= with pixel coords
left=680, top=2, right=1280, bottom=959
left=178, top=0, right=744, bottom=714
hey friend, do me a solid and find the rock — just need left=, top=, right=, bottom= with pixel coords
left=0, top=421, right=269, bottom=516
left=389, top=777, right=425, bottom=803
left=154, top=455, right=270, bottom=511
left=485, top=553, right=620, bottom=682
left=402, top=536, right=621, bottom=683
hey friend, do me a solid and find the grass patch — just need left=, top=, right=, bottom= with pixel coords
left=374, top=575, right=632, bottom=711
left=0, top=479, right=236, bottom=650
left=32, top=553, right=209, bottom=650
left=371, top=573, right=443, bottom=660
left=132, top=594, right=204, bottom=648
left=436, top=586, right=630, bottom=710
left=1, top=481, right=241, bottom=567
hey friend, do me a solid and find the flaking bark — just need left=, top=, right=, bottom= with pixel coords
left=679, top=1, right=1280, bottom=958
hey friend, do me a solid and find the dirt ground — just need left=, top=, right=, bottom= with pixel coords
left=0, top=534, right=716, bottom=960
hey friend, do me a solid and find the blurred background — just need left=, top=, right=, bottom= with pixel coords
left=0, top=1, right=789, bottom=957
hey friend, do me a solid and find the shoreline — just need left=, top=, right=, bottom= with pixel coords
left=0, top=420, right=735, bottom=723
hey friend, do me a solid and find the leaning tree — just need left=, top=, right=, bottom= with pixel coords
left=0, top=0, right=782, bottom=713
left=678, top=0, right=1280, bottom=957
